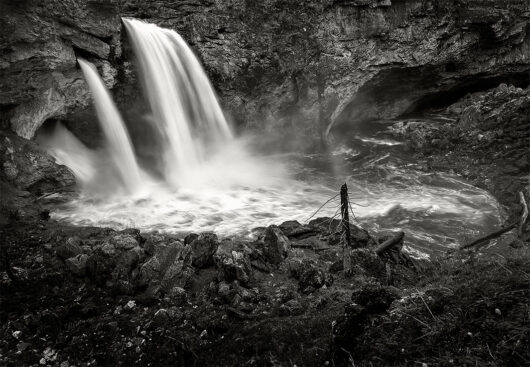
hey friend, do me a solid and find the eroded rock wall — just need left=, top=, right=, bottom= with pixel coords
left=0, top=0, right=529, bottom=146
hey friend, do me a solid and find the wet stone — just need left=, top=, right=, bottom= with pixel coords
left=190, top=232, right=219, bottom=268
left=261, top=225, right=290, bottom=265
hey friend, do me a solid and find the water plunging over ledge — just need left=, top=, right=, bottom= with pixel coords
left=78, top=59, right=144, bottom=194
left=39, top=19, right=502, bottom=256
left=123, top=18, right=233, bottom=187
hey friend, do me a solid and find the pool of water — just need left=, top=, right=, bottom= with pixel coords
left=47, top=119, right=502, bottom=255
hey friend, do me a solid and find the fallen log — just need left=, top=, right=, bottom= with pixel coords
left=374, top=231, right=405, bottom=256
left=460, top=223, right=517, bottom=250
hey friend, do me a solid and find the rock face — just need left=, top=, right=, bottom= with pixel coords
left=0, top=1, right=119, bottom=139
left=0, top=0, right=528, bottom=149
left=0, top=130, right=75, bottom=195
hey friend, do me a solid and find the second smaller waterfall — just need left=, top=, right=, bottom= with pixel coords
left=78, top=59, right=143, bottom=194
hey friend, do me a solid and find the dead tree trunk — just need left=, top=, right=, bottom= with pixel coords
left=341, top=183, right=352, bottom=275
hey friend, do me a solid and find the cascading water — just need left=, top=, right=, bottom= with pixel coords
left=37, top=122, right=97, bottom=187
left=123, top=18, right=233, bottom=187
left=78, top=58, right=143, bottom=194
left=41, top=19, right=504, bottom=256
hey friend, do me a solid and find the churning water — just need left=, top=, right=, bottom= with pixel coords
left=40, top=19, right=502, bottom=255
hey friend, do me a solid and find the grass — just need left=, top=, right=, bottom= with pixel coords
left=333, top=257, right=530, bottom=366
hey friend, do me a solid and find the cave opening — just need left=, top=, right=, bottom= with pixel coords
left=403, top=72, right=530, bottom=116
left=34, top=113, right=105, bottom=151
left=331, top=66, right=530, bottom=134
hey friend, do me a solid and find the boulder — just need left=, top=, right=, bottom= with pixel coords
left=261, top=225, right=290, bottom=265
left=138, top=241, right=192, bottom=291
left=190, top=232, right=219, bottom=268
left=347, top=248, right=386, bottom=280
left=86, top=237, right=144, bottom=288
left=118, top=228, right=143, bottom=245
left=143, top=233, right=170, bottom=255
left=214, top=241, right=253, bottom=286
left=289, top=259, right=333, bottom=293
left=184, top=233, right=199, bottom=245
left=110, top=234, right=139, bottom=250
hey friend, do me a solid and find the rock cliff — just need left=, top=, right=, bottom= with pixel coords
left=0, top=0, right=529, bottom=146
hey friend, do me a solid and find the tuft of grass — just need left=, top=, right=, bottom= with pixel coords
left=334, top=258, right=530, bottom=366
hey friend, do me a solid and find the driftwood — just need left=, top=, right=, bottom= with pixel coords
left=375, top=231, right=405, bottom=255
left=460, top=223, right=517, bottom=250
left=461, top=191, right=529, bottom=250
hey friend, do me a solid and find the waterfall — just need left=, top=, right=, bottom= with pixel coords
left=41, top=20, right=503, bottom=251
left=78, top=58, right=143, bottom=194
left=123, top=18, right=233, bottom=187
